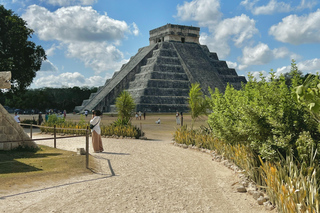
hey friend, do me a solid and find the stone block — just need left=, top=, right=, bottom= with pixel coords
left=3, top=142, right=11, bottom=150
left=0, top=134, right=7, bottom=141
left=77, top=148, right=86, bottom=155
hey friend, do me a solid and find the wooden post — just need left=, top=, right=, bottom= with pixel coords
left=54, top=125, right=56, bottom=148
left=86, top=127, right=89, bottom=169
left=181, top=116, right=183, bottom=126
left=30, top=124, right=33, bottom=139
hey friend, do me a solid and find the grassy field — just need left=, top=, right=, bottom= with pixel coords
left=0, top=145, right=95, bottom=191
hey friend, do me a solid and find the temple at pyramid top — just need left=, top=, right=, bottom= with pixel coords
left=75, top=24, right=247, bottom=113
left=149, top=24, right=200, bottom=44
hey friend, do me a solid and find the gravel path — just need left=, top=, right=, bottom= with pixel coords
left=1, top=133, right=268, bottom=213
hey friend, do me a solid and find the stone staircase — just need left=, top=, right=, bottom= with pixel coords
left=127, top=42, right=190, bottom=112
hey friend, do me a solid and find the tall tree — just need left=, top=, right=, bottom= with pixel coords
left=0, top=5, right=46, bottom=93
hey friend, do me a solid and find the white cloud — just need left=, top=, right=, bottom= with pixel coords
left=40, top=60, right=58, bottom=72
left=22, top=5, right=131, bottom=42
left=226, top=61, right=238, bottom=69
left=131, top=23, right=139, bottom=36
left=42, top=0, right=97, bottom=6
left=176, top=0, right=221, bottom=26
left=200, top=14, right=258, bottom=58
left=272, top=47, right=290, bottom=59
left=66, top=42, right=128, bottom=74
left=33, top=72, right=105, bottom=88
left=297, top=0, right=317, bottom=10
left=297, top=58, right=320, bottom=71
left=241, top=0, right=317, bottom=15
left=269, top=9, right=320, bottom=44
left=242, top=0, right=291, bottom=15
left=22, top=5, right=137, bottom=75
left=274, top=66, right=290, bottom=76
left=239, top=43, right=290, bottom=69
left=45, top=44, right=61, bottom=57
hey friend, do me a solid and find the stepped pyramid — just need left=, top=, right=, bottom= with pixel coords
left=75, top=24, right=246, bottom=113
left=0, top=104, right=37, bottom=150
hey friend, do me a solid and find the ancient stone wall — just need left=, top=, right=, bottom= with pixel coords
left=149, top=24, right=200, bottom=45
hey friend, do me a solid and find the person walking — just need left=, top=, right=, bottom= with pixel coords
left=176, top=111, right=180, bottom=125
left=90, top=110, right=104, bottom=153
left=38, top=112, right=43, bottom=125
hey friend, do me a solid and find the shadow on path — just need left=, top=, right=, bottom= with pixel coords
left=0, top=175, right=114, bottom=200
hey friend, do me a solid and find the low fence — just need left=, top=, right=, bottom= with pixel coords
left=0, top=124, right=91, bottom=169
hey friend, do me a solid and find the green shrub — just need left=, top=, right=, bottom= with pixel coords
left=21, top=119, right=37, bottom=125
left=207, top=72, right=320, bottom=161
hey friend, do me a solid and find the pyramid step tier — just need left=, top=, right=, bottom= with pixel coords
left=152, top=48, right=178, bottom=57
left=129, top=79, right=190, bottom=89
left=141, top=64, right=185, bottom=73
left=146, top=56, right=180, bottom=66
left=136, top=95, right=188, bottom=105
left=136, top=103, right=189, bottom=113
left=134, top=71, right=188, bottom=81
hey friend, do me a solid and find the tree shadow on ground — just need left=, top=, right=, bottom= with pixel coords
left=0, top=151, right=62, bottom=174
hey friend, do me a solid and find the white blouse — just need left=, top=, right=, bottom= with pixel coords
left=90, top=116, right=101, bottom=135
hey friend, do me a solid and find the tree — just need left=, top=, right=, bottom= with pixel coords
left=188, top=83, right=209, bottom=127
left=0, top=5, right=46, bottom=93
left=115, top=90, right=135, bottom=125
left=284, top=59, right=304, bottom=88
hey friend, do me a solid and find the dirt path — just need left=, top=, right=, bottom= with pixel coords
left=1, top=131, right=268, bottom=213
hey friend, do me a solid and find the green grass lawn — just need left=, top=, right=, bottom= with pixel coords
left=0, top=145, right=95, bottom=191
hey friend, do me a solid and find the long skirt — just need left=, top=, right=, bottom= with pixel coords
left=92, top=130, right=104, bottom=152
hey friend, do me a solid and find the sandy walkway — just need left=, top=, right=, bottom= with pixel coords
left=0, top=133, right=268, bottom=213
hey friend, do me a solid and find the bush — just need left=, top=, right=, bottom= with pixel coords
left=101, top=123, right=143, bottom=139
left=207, top=72, right=320, bottom=161
left=21, top=119, right=37, bottom=125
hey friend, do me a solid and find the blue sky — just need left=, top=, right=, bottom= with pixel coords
left=2, top=0, right=320, bottom=88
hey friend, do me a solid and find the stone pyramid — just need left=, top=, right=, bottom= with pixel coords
left=75, top=24, right=246, bottom=113
left=0, top=104, right=37, bottom=150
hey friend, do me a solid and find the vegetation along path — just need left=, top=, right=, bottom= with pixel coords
left=1, top=115, right=268, bottom=212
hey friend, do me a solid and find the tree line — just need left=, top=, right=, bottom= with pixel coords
left=1, top=87, right=98, bottom=113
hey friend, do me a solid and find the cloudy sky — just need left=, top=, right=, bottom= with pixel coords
left=2, top=0, right=320, bottom=88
